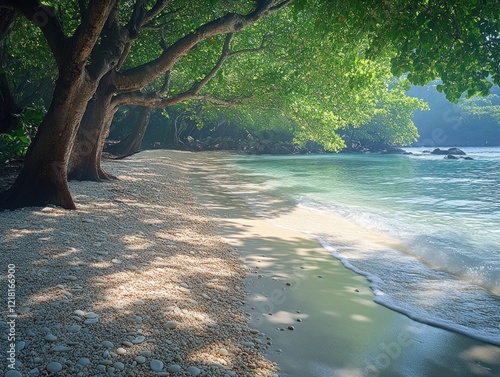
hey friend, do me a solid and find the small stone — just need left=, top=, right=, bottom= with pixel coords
left=113, top=362, right=125, bottom=371
left=116, top=348, right=127, bottom=355
left=140, top=350, right=153, bottom=357
left=45, top=334, right=58, bottom=342
left=77, top=358, right=91, bottom=367
left=67, top=325, right=81, bottom=333
left=85, top=312, right=99, bottom=319
left=74, top=310, right=85, bottom=316
left=132, top=336, right=145, bottom=344
left=355, top=288, right=360, bottom=292
left=296, top=318, right=303, bottom=322
left=134, top=300, right=145, bottom=305
left=218, top=348, right=229, bottom=356
left=112, top=259, right=122, bottom=264
left=150, top=360, right=163, bottom=372
left=102, top=341, right=114, bottom=348
left=242, top=341, right=255, bottom=347
left=178, top=287, right=190, bottom=293
left=164, top=321, right=178, bottom=329
left=46, top=362, right=62, bottom=373
left=135, top=356, right=146, bottom=364
left=121, top=341, right=133, bottom=347
left=15, top=341, right=26, bottom=351
left=187, top=366, right=201, bottom=376
left=5, top=370, right=22, bottom=377
left=52, top=345, right=72, bottom=352
left=64, top=276, right=77, bottom=281
left=17, top=307, right=30, bottom=314
left=288, top=326, right=295, bottom=330
left=318, top=275, right=323, bottom=278
left=84, top=318, right=98, bottom=324
left=168, top=364, right=182, bottom=372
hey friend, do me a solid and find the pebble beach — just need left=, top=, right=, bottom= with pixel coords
left=0, top=151, right=279, bottom=377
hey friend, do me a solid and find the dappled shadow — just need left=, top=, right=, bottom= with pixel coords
left=0, top=151, right=278, bottom=376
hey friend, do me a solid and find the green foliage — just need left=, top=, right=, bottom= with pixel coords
left=0, top=104, right=45, bottom=163
left=343, top=78, right=429, bottom=148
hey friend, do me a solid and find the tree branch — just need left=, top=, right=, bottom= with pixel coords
left=70, top=0, right=117, bottom=67
left=113, top=1, right=291, bottom=92
left=1, top=0, right=67, bottom=67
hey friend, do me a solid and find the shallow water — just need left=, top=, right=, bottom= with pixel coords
left=213, top=147, right=500, bottom=346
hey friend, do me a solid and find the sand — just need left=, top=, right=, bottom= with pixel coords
left=0, top=150, right=279, bottom=377
left=1, top=149, right=499, bottom=377
left=187, top=150, right=500, bottom=377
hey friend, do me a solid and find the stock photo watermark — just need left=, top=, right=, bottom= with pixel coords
left=6, top=264, right=17, bottom=371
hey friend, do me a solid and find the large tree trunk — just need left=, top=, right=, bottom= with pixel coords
left=68, top=74, right=116, bottom=181
left=0, top=68, right=96, bottom=209
left=106, top=106, right=152, bottom=156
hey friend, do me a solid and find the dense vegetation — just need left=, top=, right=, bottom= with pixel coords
left=0, top=0, right=499, bottom=209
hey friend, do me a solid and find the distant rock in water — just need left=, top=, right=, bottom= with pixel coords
left=431, top=147, right=466, bottom=155
left=444, top=154, right=474, bottom=160
left=380, top=147, right=411, bottom=155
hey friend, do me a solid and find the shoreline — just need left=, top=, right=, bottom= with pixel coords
left=187, top=150, right=500, bottom=377
left=1, top=149, right=499, bottom=377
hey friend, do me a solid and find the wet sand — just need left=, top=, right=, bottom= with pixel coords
left=187, top=150, right=500, bottom=377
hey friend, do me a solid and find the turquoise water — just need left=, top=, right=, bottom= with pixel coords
left=219, top=147, right=500, bottom=346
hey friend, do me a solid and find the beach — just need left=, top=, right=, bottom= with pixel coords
left=1, top=149, right=499, bottom=377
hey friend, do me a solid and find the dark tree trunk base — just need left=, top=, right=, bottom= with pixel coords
left=0, top=167, right=76, bottom=210
left=68, top=164, right=117, bottom=182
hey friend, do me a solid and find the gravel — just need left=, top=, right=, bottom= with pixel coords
left=0, top=151, right=280, bottom=376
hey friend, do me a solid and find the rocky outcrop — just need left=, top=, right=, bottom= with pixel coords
left=431, top=148, right=466, bottom=155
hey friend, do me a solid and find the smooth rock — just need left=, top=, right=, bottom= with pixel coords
left=74, top=310, right=85, bottom=316
left=135, top=356, right=146, bottom=364
left=52, top=345, right=71, bottom=352
left=164, top=321, right=178, bottom=329
left=242, top=341, right=255, bottom=347
left=67, top=325, right=81, bottom=333
left=15, top=341, right=26, bottom=351
left=168, top=364, right=182, bottom=372
left=84, top=318, right=98, bottom=324
left=140, top=350, right=153, bottom=357
left=150, top=360, right=164, bottom=372
left=44, top=334, right=58, bottom=342
left=102, top=341, right=114, bottom=348
left=116, top=348, right=127, bottom=355
left=122, top=341, right=133, bottom=347
left=113, top=362, right=125, bottom=371
left=5, top=370, right=22, bottom=377
left=134, top=300, right=145, bottom=305
left=77, top=358, right=91, bottom=367
left=187, top=366, right=201, bottom=376
left=85, top=312, right=99, bottom=319
left=218, top=348, right=229, bottom=356
left=132, top=336, right=145, bottom=344
left=46, top=362, right=62, bottom=373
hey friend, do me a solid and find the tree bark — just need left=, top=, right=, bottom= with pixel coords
left=106, top=106, right=152, bottom=156
left=0, top=0, right=117, bottom=210
left=0, top=66, right=97, bottom=209
left=68, top=73, right=116, bottom=181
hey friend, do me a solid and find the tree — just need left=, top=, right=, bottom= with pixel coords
left=1, top=0, right=499, bottom=210
left=0, top=0, right=292, bottom=208
left=342, top=78, right=429, bottom=150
